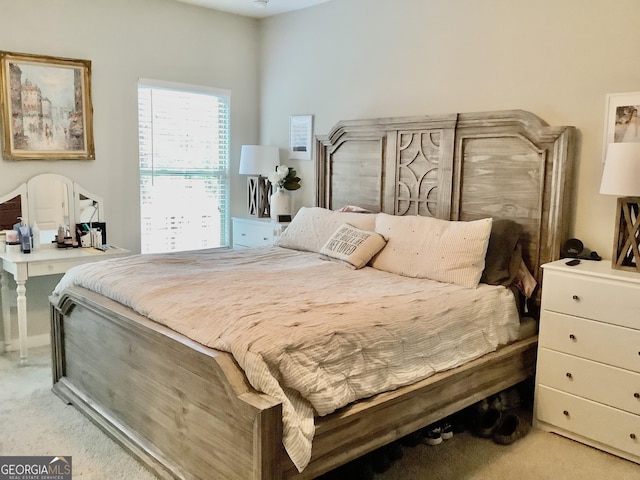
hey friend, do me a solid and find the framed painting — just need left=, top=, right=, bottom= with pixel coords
left=0, top=51, right=95, bottom=160
left=289, top=114, right=313, bottom=160
left=603, top=91, right=640, bottom=162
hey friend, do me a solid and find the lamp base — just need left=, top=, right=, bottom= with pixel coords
left=611, top=196, right=640, bottom=273
left=247, top=176, right=271, bottom=218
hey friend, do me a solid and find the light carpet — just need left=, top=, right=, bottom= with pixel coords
left=1, top=346, right=639, bottom=479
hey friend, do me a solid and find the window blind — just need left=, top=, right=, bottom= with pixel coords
left=138, top=79, right=230, bottom=254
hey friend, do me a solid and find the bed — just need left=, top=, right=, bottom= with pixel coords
left=49, top=109, right=576, bottom=480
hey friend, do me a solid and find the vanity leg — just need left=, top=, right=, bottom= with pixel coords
left=16, top=280, right=27, bottom=365
left=1, top=272, right=10, bottom=354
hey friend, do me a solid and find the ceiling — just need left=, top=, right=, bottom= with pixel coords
left=175, top=0, right=331, bottom=18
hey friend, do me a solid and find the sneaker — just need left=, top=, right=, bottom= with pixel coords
left=440, top=422, right=454, bottom=440
left=422, top=426, right=443, bottom=446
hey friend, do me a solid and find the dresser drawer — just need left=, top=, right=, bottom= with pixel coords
left=537, top=385, right=640, bottom=459
left=539, top=311, right=640, bottom=373
left=537, top=348, right=640, bottom=415
left=542, top=270, right=640, bottom=329
left=28, top=258, right=87, bottom=276
left=232, top=219, right=274, bottom=248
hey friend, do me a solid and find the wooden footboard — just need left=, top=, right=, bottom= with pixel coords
left=51, top=286, right=537, bottom=480
left=51, top=286, right=283, bottom=480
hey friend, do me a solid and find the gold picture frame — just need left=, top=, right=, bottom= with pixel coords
left=0, top=51, right=95, bottom=160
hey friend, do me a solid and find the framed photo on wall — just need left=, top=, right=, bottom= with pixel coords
left=289, top=114, right=313, bottom=160
left=603, top=91, right=640, bottom=162
left=0, top=51, right=95, bottom=160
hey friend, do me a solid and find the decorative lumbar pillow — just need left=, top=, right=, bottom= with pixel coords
left=319, top=223, right=387, bottom=269
left=370, top=213, right=493, bottom=288
left=275, top=207, right=377, bottom=253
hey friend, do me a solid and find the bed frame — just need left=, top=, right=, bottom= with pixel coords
left=50, top=110, right=576, bottom=480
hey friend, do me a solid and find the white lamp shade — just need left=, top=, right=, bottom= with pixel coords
left=239, top=145, right=279, bottom=175
left=600, top=142, right=640, bottom=196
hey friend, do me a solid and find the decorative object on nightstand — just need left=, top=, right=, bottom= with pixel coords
left=268, top=165, right=301, bottom=220
left=599, top=142, right=640, bottom=272
left=239, top=145, right=280, bottom=218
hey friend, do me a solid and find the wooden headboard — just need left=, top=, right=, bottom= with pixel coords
left=316, top=109, right=577, bottom=296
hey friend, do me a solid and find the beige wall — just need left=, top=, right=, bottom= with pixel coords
left=0, top=0, right=259, bottom=343
left=260, top=0, right=640, bottom=259
left=2, top=0, right=639, bottom=345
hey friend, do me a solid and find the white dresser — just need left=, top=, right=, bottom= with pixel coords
left=534, top=259, right=640, bottom=464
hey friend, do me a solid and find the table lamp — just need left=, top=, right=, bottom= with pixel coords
left=599, top=142, right=640, bottom=272
left=239, top=145, right=279, bottom=218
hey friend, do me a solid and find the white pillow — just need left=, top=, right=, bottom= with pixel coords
left=319, top=224, right=387, bottom=269
left=275, top=207, right=377, bottom=253
left=370, top=213, right=493, bottom=288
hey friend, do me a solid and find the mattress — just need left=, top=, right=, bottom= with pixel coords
left=53, top=246, right=520, bottom=471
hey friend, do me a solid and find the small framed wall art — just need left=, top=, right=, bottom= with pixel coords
left=603, top=91, right=640, bottom=162
left=0, top=51, right=95, bottom=160
left=289, top=114, right=313, bottom=160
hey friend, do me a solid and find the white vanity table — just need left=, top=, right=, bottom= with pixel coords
left=0, top=173, right=129, bottom=364
left=1, top=245, right=128, bottom=364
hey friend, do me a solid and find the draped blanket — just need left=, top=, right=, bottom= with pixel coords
left=53, top=246, right=520, bottom=471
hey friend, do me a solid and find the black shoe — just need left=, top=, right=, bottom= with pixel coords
left=441, top=421, right=454, bottom=440
left=421, top=425, right=443, bottom=446
left=400, top=431, right=422, bottom=447
left=387, top=441, right=404, bottom=461
left=368, top=447, right=392, bottom=474
left=476, top=408, right=502, bottom=438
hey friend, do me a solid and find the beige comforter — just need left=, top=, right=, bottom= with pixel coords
left=53, top=246, right=520, bottom=471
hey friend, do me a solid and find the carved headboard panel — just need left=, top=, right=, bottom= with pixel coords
left=316, top=110, right=577, bottom=292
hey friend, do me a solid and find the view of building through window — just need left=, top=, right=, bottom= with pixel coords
left=138, top=80, right=230, bottom=254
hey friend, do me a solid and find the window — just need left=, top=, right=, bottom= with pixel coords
left=138, top=79, right=230, bottom=254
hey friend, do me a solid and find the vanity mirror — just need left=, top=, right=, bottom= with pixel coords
left=0, top=173, right=104, bottom=246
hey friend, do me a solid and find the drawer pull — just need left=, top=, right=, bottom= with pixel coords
left=563, top=410, right=570, bottom=417
left=565, top=372, right=573, bottom=379
left=571, top=294, right=579, bottom=301
left=569, top=334, right=576, bottom=341
left=635, top=393, right=640, bottom=399
left=631, top=433, right=637, bottom=440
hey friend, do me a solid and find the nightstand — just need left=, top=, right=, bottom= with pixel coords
left=534, top=259, right=640, bottom=464
left=232, top=217, right=285, bottom=249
